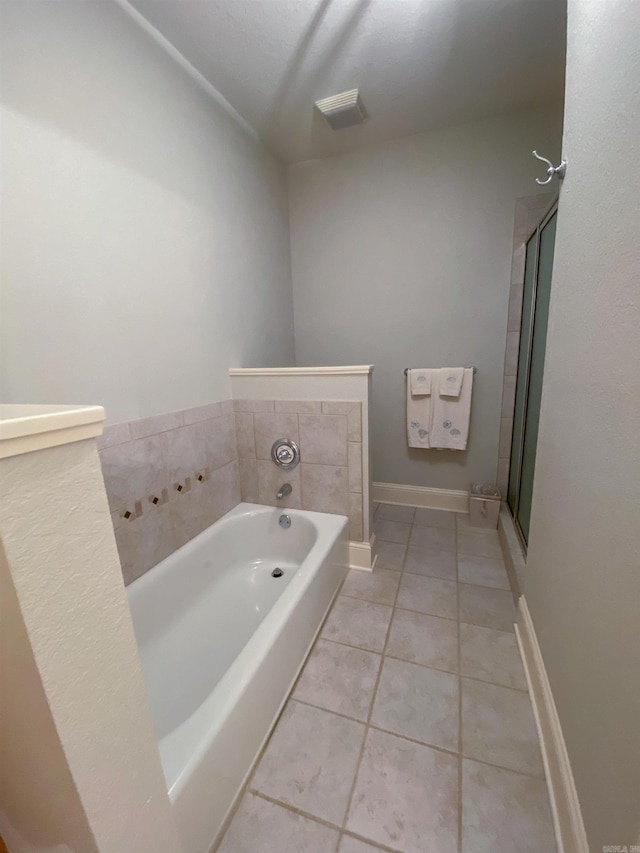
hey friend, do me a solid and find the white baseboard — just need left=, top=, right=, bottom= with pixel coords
left=373, top=481, right=469, bottom=513
left=515, top=597, right=589, bottom=853
left=349, top=534, right=376, bottom=572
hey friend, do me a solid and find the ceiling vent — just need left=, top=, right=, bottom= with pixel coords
left=315, top=89, right=368, bottom=130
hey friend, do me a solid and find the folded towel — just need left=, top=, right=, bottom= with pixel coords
left=407, top=369, right=433, bottom=447
left=430, top=368, right=474, bottom=450
left=439, top=367, right=465, bottom=397
left=409, top=368, right=431, bottom=396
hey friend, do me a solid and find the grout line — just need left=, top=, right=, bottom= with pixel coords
left=338, top=528, right=409, bottom=831
left=381, top=651, right=458, bottom=678
left=210, top=696, right=294, bottom=851
left=252, top=456, right=350, bottom=469
left=326, top=588, right=400, bottom=606
left=402, top=567, right=458, bottom=581
left=452, top=615, right=515, bottom=635
left=291, top=697, right=462, bottom=759
left=249, top=789, right=345, bottom=833
left=384, top=603, right=459, bottom=624
left=458, top=577, right=518, bottom=594
left=338, top=694, right=374, bottom=829
left=340, top=829, right=405, bottom=853
left=310, top=633, right=527, bottom=693
left=374, top=506, right=416, bottom=525
left=457, top=618, right=519, bottom=636
left=297, top=414, right=305, bottom=509
left=260, top=695, right=547, bottom=783
left=457, top=669, right=528, bottom=693
left=459, top=673, right=532, bottom=697
left=313, top=632, right=382, bottom=653
left=453, top=751, right=548, bottom=781
left=286, top=697, right=366, bottom=727
left=339, top=588, right=463, bottom=623
left=246, top=800, right=401, bottom=853
left=374, top=532, right=408, bottom=656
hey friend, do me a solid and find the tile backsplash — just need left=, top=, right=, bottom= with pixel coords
left=99, top=398, right=366, bottom=586
left=234, top=399, right=364, bottom=542
left=98, top=401, right=240, bottom=585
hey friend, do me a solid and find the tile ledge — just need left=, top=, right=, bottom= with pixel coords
left=229, top=365, right=374, bottom=376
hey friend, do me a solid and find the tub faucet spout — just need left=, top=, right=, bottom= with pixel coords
left=276, top=483, right=292, bottom=500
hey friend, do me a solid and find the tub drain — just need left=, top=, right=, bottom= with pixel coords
left=271, top=568, right=284, bottom=578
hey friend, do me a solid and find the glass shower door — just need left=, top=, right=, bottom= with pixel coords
left=507, top=205, right=557, bottom=547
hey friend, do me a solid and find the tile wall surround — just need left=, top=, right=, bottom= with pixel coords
left=98, top=400, right=240, bottom=585
left=233, top=399, right=364, bottom=543
left=99, top=398, right=366, bottom=585
left=497, top=193, right=555, bottom=497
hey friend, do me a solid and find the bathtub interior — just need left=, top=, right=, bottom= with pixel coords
left=127, top=507, right=320, bottom=740
left=126, top=502, right=349, bottom=852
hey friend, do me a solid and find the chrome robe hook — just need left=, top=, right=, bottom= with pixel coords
left=532, top=150, right=567, bottom=185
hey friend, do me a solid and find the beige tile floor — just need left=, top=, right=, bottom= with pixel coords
left=217, top=504, right=557, bottom=853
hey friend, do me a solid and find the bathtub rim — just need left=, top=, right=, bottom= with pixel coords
left=168, top=503, right=347, bottom=800
left=127, top=502, right=349, bottom=802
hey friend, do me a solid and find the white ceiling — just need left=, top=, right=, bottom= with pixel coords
left=127, top=0, right=566, bottom=163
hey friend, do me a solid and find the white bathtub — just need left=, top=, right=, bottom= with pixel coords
left=127, top=502, right=349, bottom=853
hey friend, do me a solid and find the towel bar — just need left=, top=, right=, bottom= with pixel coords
left=404, top=366, right=477, bottom=376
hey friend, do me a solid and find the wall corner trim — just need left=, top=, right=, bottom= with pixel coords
left=372, top=482, right=469, bottom=513
left=348, top=535, right=376, bottom=571
left=113, top=0, right=260, bottom=141
left=515, top=596, right=589, bottom=853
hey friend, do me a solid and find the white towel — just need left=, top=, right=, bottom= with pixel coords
left=407, top=369, right=433, bottom=447
left=409, top=368, right=431, bottom=396
left=430, top=368, right=474, bottom=450
left=439, top=367, right=464, bottom=397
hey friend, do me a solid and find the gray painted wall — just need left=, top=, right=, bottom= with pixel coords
left=289, top=108, right=563, bottom=490
left=0, top=0, right=295, bottom=424
left=525, top=0, right=640, bottom=845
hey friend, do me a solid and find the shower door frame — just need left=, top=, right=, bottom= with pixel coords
left=508, top=198, right=558, bottom=552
